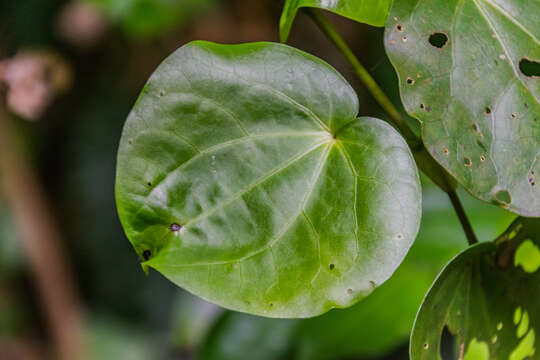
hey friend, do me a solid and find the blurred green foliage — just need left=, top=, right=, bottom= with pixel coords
left=84, top=0, right=218, bottom=37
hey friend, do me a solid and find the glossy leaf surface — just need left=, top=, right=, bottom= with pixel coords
left=411, top=218, right=540, bottom=360
left=385, top=0, right=540, bottom=216
left=279, top=0, right=392, bottom=42
left=198, top=182, right=515, bottom=360
left=116, top=41, right=421, bottom=317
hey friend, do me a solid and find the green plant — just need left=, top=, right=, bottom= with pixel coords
left=115, top=1, right=540, bottom=358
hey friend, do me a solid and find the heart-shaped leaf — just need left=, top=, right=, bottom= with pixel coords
left=385, top=0, right=540, bottom=216
left=411, top=218, right=540, bottom=360
left=280, top=0, right=392, bottom=42
left=115, top=41, right=421, bottom=318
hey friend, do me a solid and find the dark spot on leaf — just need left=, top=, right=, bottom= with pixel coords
left=440, top=325, right=457, bottom=360
left=147, top=182, right=152, bottom=187
left=407, top=77, right=415, bottom=85
left=170, top=223, right=182, bottom=232
left=496, top=190, right=512, bottom=204
left=525, top=103, right=529, bottom=108
left=396, top=24, right=403, bottom=32
left=443, top=148, right=449, bottom=155
left=347, top=288, right=353, bottom=295
left=463, top=157, right=472, bottom=167
left=425, top=105, right=432, bottom=112
left=530, top=177, right=536, bottom=187
left=519, top=58, right=540, bottom=77
left=329, top=264, right=335, bottom=270
left=429, top=32, right=449, bottom=48
left=128, top=140, right=133, bottom=145
left=484, top=106, right=492, bottom=115
left=420, top=103, right=425, bottom=109
left=143, top=250, right=151, bottom=261
left=269, top=303, right=273, bottom=307
left=369, top=280, right=376, bottom=288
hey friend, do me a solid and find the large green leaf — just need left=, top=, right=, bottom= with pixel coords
left=197, top=181, right=515, bottom=360
left=411, top=217, right=540, bottom=360
left=385, top=0, right=540, bottom=216
left=115, top=41, right=421, bottom=318
left=279, top=0, right=392, bottom=42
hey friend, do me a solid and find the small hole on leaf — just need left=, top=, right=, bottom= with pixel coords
left=480, top=155, right=486, bottom=162
left=347, top=288, right=353, bottom=295
left=424, top=343, right=429, bottom=350
left=143, top=250, right=151, bottom=261
left=269, top=303, right=273, bottom=307
left=511, top=113, right=517, bottom=119
left=147, top=182, right=152, bottom=187
left=369, top=280, right=376, bottom=287
left=428, top=32, right=449, bottom=48
left=519, top=58, right=540, bottom=77
left=472, top=123, right=480, bottom=132
left=484, top=106, right=492, bottom=115
left=159, top=91, right=164, bottom=97
left=406, top=77, right=415, bottom=85
left=443, top=148, right=449, bottom=155
left=329, top=264, right=335, bottom=270
left=402, top=36, right=408, bottom=42
left=530, top=177, right=536, bottom=186
left=420, top=103, right=425, bottom=109
left=128, top=140, right=133, bottom=145
left=396, top=24, right=403, bottom=32
left=170, top=223, right=182, bottom=232
left=463, top=157, right=472, bottom=167
left=496, top=190, right=512, bottom=204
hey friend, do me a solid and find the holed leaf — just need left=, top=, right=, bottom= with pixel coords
left=115, top=41, right=421, bottom=318
left=411, top=218, right=540, bottom=360
left=385, top=0, right=540, bottom=216
left=279, top=0, right=392, bottom=42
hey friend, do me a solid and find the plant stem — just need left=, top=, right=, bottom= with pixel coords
left=0, top=104, right=85, bottom=360
left=305, top=8, right=479, bottom=245
left=447, top=191, right=478, bottom=245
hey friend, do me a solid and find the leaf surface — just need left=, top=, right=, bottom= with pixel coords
left=385, top=0, right=540, bottom=216
left=115, top=41, right=421, bottom=317
left=411, top=217, right=540, bottom=360
left=197, top=183, right=515, bottom=359
left=280, top=0, right=392, bottom=42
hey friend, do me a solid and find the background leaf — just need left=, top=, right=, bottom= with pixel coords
left=279, top=0, right=392, bottom=42
left=411, top=217, right=540, bottom=360
left=115, top=41, right=422, bottom=318
left=384, top=0, right=540, bottom=217
left=84, top=0, right=217, bottom=37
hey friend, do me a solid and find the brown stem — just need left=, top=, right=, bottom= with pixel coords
left=448, top=190, right=478, bottom=245
left=0, top=104, right=85, bottom=360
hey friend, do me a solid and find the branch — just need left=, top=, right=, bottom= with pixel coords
left=0, top=104, right=85, bottom=360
